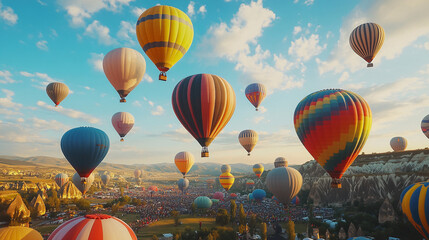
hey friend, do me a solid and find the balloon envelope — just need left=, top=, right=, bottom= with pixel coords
left=245, top=83, right=266, bottom=111
left=54, top=173, right=69, bottom=188
left=274, top=157, right=288, bottom=168
left=213, top=192, right=224, bottom=200
left=252, top=189, right=266, bottom=202
left=112, top=112, right=135, bottom=141
left=349, top=23, right=385, bottom=67
left=136, top=5, right=193, bottom=81
left=390, top=137, right=407, bottom=152
left=103, top=47, right=146, bottom=102
left=246, top=180, right=255, bottom=186
left=61, top=127, right=109, bottom=178
left=219, top=172, right=235, bottom=192
left=253, top=164, right=264, bottom=178
left=294, top=89, right=371, bottom=188
left=400, top=182, right=429, bottom=240
left=172, top=74, right=236, bottom=157
left=174, top=152, right=195, bottom=176
left=221, top=164, right=231, bottom=173
left=194, top=196, right=212, bottom=209
left=291, top=196, right=300, bottom=205
left=239, top=130, right=258, bottom=156
left=265, top=167, right=302, bottom=205
left=422, top=114, right=429, bottom=138
left=72, top=172, right=94, bottom=195
left=178, top=178, right=189, bottom=192
left=46, top=82, right=69, bottom=107
left=101, top=174, right=110, bottom=186
left=134, top=169, right=142, bottom=179
left=0, top=226, right=43, bottom=240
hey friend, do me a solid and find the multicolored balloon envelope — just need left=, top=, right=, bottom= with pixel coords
left=103, top=48, right=146, bottom=102
left=61, top=127, right=110, bottom=180
left=54, top=173, right=69, bottom=188
left=349, top=23, right=385, bottom=67
left=390, top=136, right=407, bottom=152
left=400, top=182, right=429, bottom=240
left=111, top=112, right=135, bottom=141
left=46, top=82, right=69, bottom=107
left=172, top=74, right=236, bottom=157
left=239, top=130, right=258, bottom=156
left=245, top=83, right=266, bottom=111
left=253, top=164, right=264, bottom=178
left=174, top=151, right=195, bottom=177
left=136, top=5, right=193, bottom=81
left=48, top=214, right=137, bottom=240
left=294, top=89, right=372, bottom=188
left=219, top=172, right=235, bottom=192
left=421, top=114, right=429, bottom=138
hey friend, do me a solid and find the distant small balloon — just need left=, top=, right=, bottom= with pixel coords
left=274, top=157, right=288, bottom=168
left=239, top=130, right=258, bottom=156
left=112, top=112, right=135, bottom=141
left=72, top=172, right=94, bottom=195
left=253, top=164, right=264, bottom=178
left=46, top=82, right=69, bottom=107
left=245, top=83, right=266, bottom=111
left=221, top=164, right=231, bottom=173
left=390, top=137, right=407, bottom=152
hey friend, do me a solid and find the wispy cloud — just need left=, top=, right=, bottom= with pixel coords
left=37, top=101, right=100, bottom=124
left=0, top=2, right=18, bottom=25
left=151, top=105, right=164, bottom=116
left=36, top=40, right=48, bottom=50
left=88, top=53, right=104, bottom=72
left=84, top=20, right=117, bottom=45
left=0, top=70, right=15, bottom=84
left=131, top=7, right=146, bottom=17
left=117, top=21, right=136, bottom=45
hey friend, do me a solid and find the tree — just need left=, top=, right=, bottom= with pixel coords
left=191, top=202, right=196, bottom=215
left=120, top=187, right=124, bottom=197
left=216, top=208, right=230, bottom=226
left=207, top=233, right=214, bottom=240
left=75, top=198, right=90, bottom=211
left=45, top=189, right=60, bottom=212
left=171, top=210, right=180, bottom=226
left=230, top=200, right=237, bottom=223
left=248, top=214, right=257, bottom=236
left=111, top=202, right=120, bottom=215
left=286, top=220, right=296, bottom=240
left=260, top=222, right=267, bottom=240
left=238, top=204, right=246, bottom=225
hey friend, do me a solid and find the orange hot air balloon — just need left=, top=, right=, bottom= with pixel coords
left=136, top=6, right=193, bottom=81
left=172, top=74, right=236, bottom=157
left=112, top=112, right=135, bottom=141
left=103, top=48, right=146, bottom=102
left=349, top=23, right=385, bottom=67
left=46, top=82, right=69, bottom=107
left=294, top=89, right=371, bottom=188
left=174, top=151, right=195, bottom=177
left=219, top=172, right=235, bottom=192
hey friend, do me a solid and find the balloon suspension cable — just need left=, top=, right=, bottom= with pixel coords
left=201, top=147, right=209, bottom=157
left=120, top=97, right=126, bottom=103
left=367, top=62, right=373, bottom=67
left=331, top=178, right=342, bottom=188
left=159, top=72, right=167, bottom=81
left=120, top=138, right=124, bottom=142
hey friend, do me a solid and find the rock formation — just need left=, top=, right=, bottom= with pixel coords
left=378, top=198, right=396, bottom=223
left=30, top=194, right=46, bottom=217
left=338, top=227, right=346, bottom=240
left=59, top=181, right=82, bottom=199
left=348, top=222, right=356, bottom=238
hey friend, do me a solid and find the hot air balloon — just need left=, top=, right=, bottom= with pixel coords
left=112, top=112, right=135, bottom=141
left=72, top=172, right=94, bottom=195
left=0, top=226, right=43, bottom=240
left=291, top=196, right=300, bottom=205
left=194, top=196, right=212, bottom=209
left=101, top=174, right=110, bottom=186
left=248, top=193, right=254, bottom=201
left=253, top=164, right=264, bottom=178
left=274, top=157, right=288, bottom=168
left=136, top=5, right=193, bottom=81
left=294, top=89, right=371, bottom=188
left=148, top=186, right=158, bottom=192
left=213, top=192, right=224, bottom=201
left=265, top=167, right=302, bottom=205
left=46, top=82, right=69, bottom=107
left=134, top=169, right=142, bottom=179
left=172, top=74, right=236, bottom=157
left=245, top=83, right=266, bottom=111
left=252, top=189, right=266, bottom=202
left=178, top=178, right=189, bottom=193
left=221, top=164, right=231, bottom=173
left=103, top=48, right=146, bottom=102
left=48, top=214, right=137, bottom=240
left=174, top=151, right=194, bottom=177
left=239, top=130, right=258, bottom=156
left=400, top=182, right=429, bottom=239
left=390, top=137, right=407, bottom=152
left=219, top=172, right=235, bottom=192
left=246, top=179, right=255, bottom=186
left=61, top=127, right=109, bottom=183
left=422, top=115, right=429, bottom=138
left=349, top=23, right=385, bottom=67
left=230, top=193, right=237, bottom=199
left=54, top=173, right=69, bottom=188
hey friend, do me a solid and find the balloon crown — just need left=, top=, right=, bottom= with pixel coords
left=85, top=214, right=112, bottom=219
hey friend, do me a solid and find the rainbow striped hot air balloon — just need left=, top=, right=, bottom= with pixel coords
left=400, top=182, right=429, bottom=239
left=390, top=137, right=407, bottom=152
left=48, top=214, right=137, bottom=240
left=294, top=89, right=371, bottom=188
left=253, top=164, right=264, bottom=178
left=245, top=83, right=266, bottom=111
left=219, top=172, right=235, bottom=192
left=349, top=23, right=385, bottom=67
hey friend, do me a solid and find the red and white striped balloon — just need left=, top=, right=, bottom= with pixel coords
left=48, top=214, right=137, bottom=240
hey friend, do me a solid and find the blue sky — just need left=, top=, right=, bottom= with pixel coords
left=1, top=0, right=429, bottom=166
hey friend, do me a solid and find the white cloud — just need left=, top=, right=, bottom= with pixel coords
left=36, top=40, right=48, bottom=50
left=84, top=20, right=117, bottom=45
left=0, top=89, right=22, bottom=109
left=151, top=106, right=164, bottom=116
left=132, top=100, right=142, bottom=107
left=187, top=1, right=195, bottom=16
left=338, top=71, right=350, bottom=83
left=0, top=70, right=15, bottom=84
left=19, top=71, right=33, bottom=77
left=293, top=26, right=302, bottom=35
left=117, top=21, right=136, bottom=45
left=17, top=118, right=24, bottom=123
left=143, top=74, right=153, bottom=83
left=37, top=101, right=100, bottom=124
left=88, top=53, right=104, bottom=72
left=58, top=0, right=133, bottom=27
left=50, top=29, right=58, bottom=38
left=288, top=34, right=326, bottom=62
left=198, top=5, right=207, bottom=14
left=84, top=86, right=92, bottom=90
left=148, top=101, right=154, bottom=107
left=0, top=2, right=18, bottom=25
left=253, top=116, right=264, bottom=123
left=0, top=121, right=54, bottom=144
left=304, top=0, right=314, bottom=5
left=132, top=7, right=146, bottom=17
left=317, top=0, right=429, bottom=75
left=258, top=106, right=267, bottom=113
left=424, top=42, right=429, bottom=50
left=30, top=117, right=69, bottom=131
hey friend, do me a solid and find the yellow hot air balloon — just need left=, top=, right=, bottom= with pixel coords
left=0, top=226, right=43, bottom=240
left=103, top=48, right=146, bottom=102
left=136, top=5, right=194, bottom=81
left=253, top=163, right=264, bottom=178
left=239, top=130, right=258, bottom=156
left=46, top=82, right=69, bottom=107
left=174, top=151, right=195, bottom=177
left=219, top=172, right=235, bottom=192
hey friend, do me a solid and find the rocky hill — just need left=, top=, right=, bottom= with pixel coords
left=299, top=149, right=429, bottom=206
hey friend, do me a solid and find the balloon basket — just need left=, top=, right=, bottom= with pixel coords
left=120, top=98, right=126, bottom=103
left=201, top=152, right=209, bottom=157
left=367, top=63, right=373, bottom=67
left=120, top=138, right=124, bottom=142
left=255, top=108, right=258, bottom=111
left=331, top=178, right=342, bottom=188
left=247, top=153, right=250, bottom=156
left=159, top=72, right=167, bottom=81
